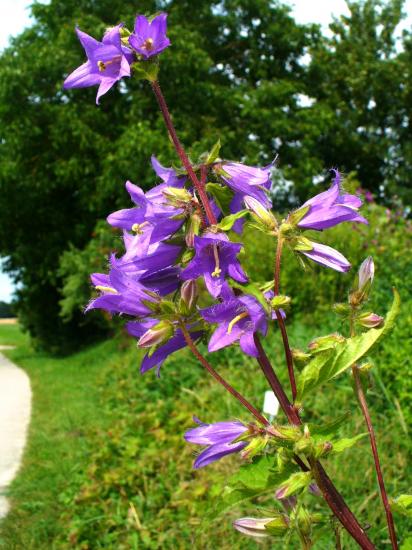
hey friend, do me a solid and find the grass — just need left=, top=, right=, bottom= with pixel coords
left=0, top=317, right=410, bottom=549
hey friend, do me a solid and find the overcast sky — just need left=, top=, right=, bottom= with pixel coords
left=1, top=0, right=412, bottom=300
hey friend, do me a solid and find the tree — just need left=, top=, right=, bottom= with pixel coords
left=0, top=0, right=315, bottom=352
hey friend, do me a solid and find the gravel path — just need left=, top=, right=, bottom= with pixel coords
left=0, top=348, right=31, bottom=519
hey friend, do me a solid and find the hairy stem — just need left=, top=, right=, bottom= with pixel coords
left=274, top=237, right=297, bottom=400
left=151, top=81, right=217, bottom=226
left=179, top=323, right=268, bottom=426
left=352, top=366, right=398, bottom=550
left=254, top=335, right=375, bottom=549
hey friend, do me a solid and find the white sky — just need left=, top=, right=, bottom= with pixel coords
left=0, top=0, right=412, bottom=300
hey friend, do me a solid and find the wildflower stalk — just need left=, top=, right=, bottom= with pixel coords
left=274, top=236, right=297, bottom=401
left=349, top=300, right=398, bottom=549
left=254, top=334, right=375, bottom=549
left=151, top=81, right=218, bottom=225
left=352, top=365, right=398, bottom=549
left=178, top=322, right=268, bottom=426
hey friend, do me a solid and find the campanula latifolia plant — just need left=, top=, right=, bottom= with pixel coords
left=64, top=12, right=410, bottom=549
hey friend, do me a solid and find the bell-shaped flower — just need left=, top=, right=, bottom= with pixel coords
left=301, top=241, right=351, bottom=272
left=129, top=13, right=171, bottom=59
left=295, top=170, right=367, bottom=231
left=126, top=320, right=203, bottom=375
left=63, top=25, right=133, bottom=104
left=180, top=232, right=247, bottom=298
left=107, top=156, right=187, bottom=243
left=86, top=267, right=158, bottom=317
left=184, top=417, right=248, bottom=469
left=200, top=284, right=267, bottom=356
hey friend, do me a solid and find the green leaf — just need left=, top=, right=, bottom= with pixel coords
left=210, top=456, right=297, bottom=518
left=309, top=413, right=350, bottom=439
left=329, top=433, right=367, bottom=454
left=297, top=290, right=400, bottom=399
left=391, top=494, right=412, bottom=518
left=205, top=182, right=233, bottom=214
left=206, top=139, right=221, bottom=164
left=216, top=210, right=249, bottom=231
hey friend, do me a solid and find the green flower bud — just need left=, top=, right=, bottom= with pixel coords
left=270, top=295, right=291, bottom=310
left=138, top=321, right=174, bottom=348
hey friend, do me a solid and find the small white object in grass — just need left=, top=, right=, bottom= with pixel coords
left=263, top=391, right=279, bottom=420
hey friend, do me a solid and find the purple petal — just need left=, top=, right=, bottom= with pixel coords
left=193, top=441, right=247, bottom=469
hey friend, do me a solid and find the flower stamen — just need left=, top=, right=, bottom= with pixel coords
left=227, top=312, right=248, bottom=334
left=132, top=221, right=150, bottom=234
left=211, top=244, right=221, bottom=278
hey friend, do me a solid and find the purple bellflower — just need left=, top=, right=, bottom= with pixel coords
left=181, top=232, right=247, bottom=298
left=126, top=320, right=202, bottom=375
left=184, top=417, right=248, bottom=469
left=201, top=284, right=268, bottom=357
left=296, top=170, right=367, bottom=231
left=301, top=241, right=351, bottom=272
left=86, top=267, right=157, bottom=317
left=107, top=156, right=187, bottom=244
left=63, top=25, right=133, bottom=104
left=129, top=13, right=171, bottom=59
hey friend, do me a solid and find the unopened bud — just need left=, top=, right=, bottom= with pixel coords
left=240, top=436, right=268, bottom=460
left=137, top=321, right=173, bottom=348
left=333, top=302, right=351, bottom=316
left=163, top=186, right=192, bottom=205
left=244, top=196, right=277, bottom=230
left=233, top=516, right=288, bottom=538
left=180, top=280, right=198, bottom=311
left=293, top=235, right=313, bottom=252
left=270, top=295, right=291, bottom=310
left=308, top=333, right=345, bottom=352
left=291, top=348, right=311, bottom=366
left=356, top=312, right=384, bottom=329
left=358, top=256, right=374, bottom=291
left=185, top=213, right=201, bottom=247
left=358, top=361, right=374, bottom=372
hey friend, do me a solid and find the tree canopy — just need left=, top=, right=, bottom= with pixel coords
left=0, top=0, right=410, bottom=352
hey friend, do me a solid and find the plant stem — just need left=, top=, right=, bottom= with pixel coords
left=151, top=81, right=217, bottom=226
left=274, top=237, right=297, bottom=401
left=179, top=323, right=268, bottom=426
left=254, top=334, right=375, bottom=549
left=352, top=366, right=399, bottom=550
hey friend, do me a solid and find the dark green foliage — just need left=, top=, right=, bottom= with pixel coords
left=0, top=301, right=13, bottom=318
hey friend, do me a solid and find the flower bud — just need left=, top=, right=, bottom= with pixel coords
left=358, top=256, right=374, bottom=291
left=270, top=295, right=291, bottom=310
left=356, top=312, right=384, bottom=329
left=185, top=213, right=201, bottom=247
left=244, top=196, right=277, bottom=230
left=291, top=348, right=311, bottom=366
left=240, top=436, right=268, bottom=459
left=233, top=516, right=288, bottom=538
left=163, top=186, right=193, bottom=206
left=180, top=280, right=198, bottom=311
left=308, top=333, right=345, bottom=352
left=137, top=321, right=173, bottom=348
left=333, top=302, right=351, bottom=316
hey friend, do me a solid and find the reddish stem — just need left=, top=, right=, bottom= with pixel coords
left=151, top=81, right=217, bottom=226
left=254, top=335, right=375, bottom=549
left=179, top=323, right=268, bottom=426
left=352, top=367, right=398, bottom=549
left=274, top=237, right=297, bottom=401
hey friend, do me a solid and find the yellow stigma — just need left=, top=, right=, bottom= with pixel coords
left=211, top=244, right=221, bottom=278
left=95, top=285, right=117, bottom=294
left=227, top=312, right=248, bottom=334
left=132, top=221, right=149, bottom=234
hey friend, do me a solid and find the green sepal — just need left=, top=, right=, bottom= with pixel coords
left=293, top=236, right=313, bottom=252
left=131, top=59, right=159, bottom=82
left=288, top=205, right=310, bottom=226
left=205, top=182, right=233, bottom=214
left=216, top=210, right=249, bottom=231
left=297, top=289, right=400, bottom=399
left=275, top=471, right=312, bottom=499
left=264, top=515, right=290, bottom=536
left=205, top=139, right=221, bottom=164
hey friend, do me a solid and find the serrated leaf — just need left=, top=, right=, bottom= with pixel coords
left=330, top=433, right=367, bottom=454
left=206, top=139, right=221, bottom=164
left=210, top=456, right=296, bottom=519
left=206, top=182, right=233, bottom=214
left=216, top=210, right=249, bottom=231
left=297, top=290, right=400, bottom=399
